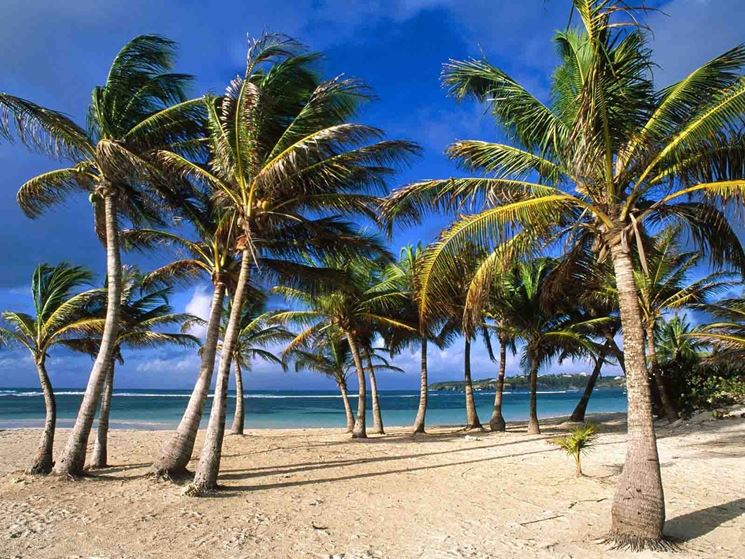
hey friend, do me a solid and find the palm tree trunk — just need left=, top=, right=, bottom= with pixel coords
left=347, top=333, right=367, bottom=439
left=231, top=359, right=245, bottom=435
left=527, top=357, right=540, bottom=434
left=412, top=336, right=428, bottom=434
left=365, top=349, right=384, bottom=435
left=489, top=338, right=507, bottom=431
left=90, top=361, right=115, bottom=468
left=571, top=340, right=611, bottom=423
left=54, top=189, right=121, bottom=477
left=463, top=338, right=482, bottom=430
left=187, top=253, right=251, bottom=496
left=645, top=324, right=678, bottom=423
left=339, top=380, right=355, bottom=432
left=152, top=281, right=226, bottom=477
left=28, top=357, right=55, bottom=474
left=606, top=243, right=665, bottom=548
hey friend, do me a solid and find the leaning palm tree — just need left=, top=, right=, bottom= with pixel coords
left=384, top=1, right=745, bottom=547
left=170, top=35, right=417, bottom=495
left=0, top=264, right=101, bottom=473
left=83, top=268, right=199, bottom=468
left=1, top=35, right=205, bottom=476
left=635, top=226, right=735, bottom=422
left=123, top=203, right=240, bottom=477
left=221, top=301, right=293, bottom=435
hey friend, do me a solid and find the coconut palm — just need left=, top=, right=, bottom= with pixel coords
left=168, top=35, right=417, bottom=495
left=635, top=227, right=735, bottom=422
left=80, top=269, right=199, bottom=468
left=367, top=245, right=442, bottom=434
left=1, top=35, right=205, bottom=476
left=0, top=264, right=101, bottom=473
left=274, top=253, right=416, bottom=439
left=483, top=281, right=518, bottom=432
left=384, top=1, right=745, bottom=546
left=220, top=300, right=293, bottom=435
left=693, top=296, right=745, bottom=362
left=291, top=330, right=357, bottom=431
left=123, top=204, right=240, bottom=477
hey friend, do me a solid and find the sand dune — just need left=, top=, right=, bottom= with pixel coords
left=0, top=412, right=743, bottom=558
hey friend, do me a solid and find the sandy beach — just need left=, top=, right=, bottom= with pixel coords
left=0, top=413, right=743, bottom=558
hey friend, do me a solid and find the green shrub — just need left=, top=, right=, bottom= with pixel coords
left=549, top=423, right=598, bottom=476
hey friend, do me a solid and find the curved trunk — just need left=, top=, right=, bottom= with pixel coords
left=28, top=357, right=55, bottom=474
left=90, top=361, right=115, bottom=468
left=187, top=252, right=251, bottom=496
left=463, top=338, right=482, bottom=430
left=645, top=324, right=678, bottom=423
left=570, top=340, right=611, bottom=423
left=347, top=333, right=367, bottom=439
left=55, top=191, right=121, bottom=477
left=339, top=380, right=355, bottom=433
left=152, top=281, right=226, bottom=477
left=365, top=349, right=384, bottom=435
left=231, top=359, right=245, bottom=435
left=607, top=243, right=665, bottom=547
left=411, top=336, right=428, bottom=434
left=527, top=357, right=540, bottom=434
left=489, top=338, right=507, bottom=431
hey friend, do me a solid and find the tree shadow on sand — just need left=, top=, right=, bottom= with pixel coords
left=665, top=497, right=745, bottom=541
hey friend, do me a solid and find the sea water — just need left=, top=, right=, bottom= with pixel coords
left=0, top=388, right=627, bottom=429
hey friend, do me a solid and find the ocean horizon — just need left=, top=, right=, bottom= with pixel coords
left=0, top=387, right=628, bottom=430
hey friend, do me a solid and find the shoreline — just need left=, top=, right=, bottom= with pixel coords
left=0, top=411, right=630, bottom=432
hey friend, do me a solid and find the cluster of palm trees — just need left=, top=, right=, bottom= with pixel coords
left=1, top=0, right=744, bottom=550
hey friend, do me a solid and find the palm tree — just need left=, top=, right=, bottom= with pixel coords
left=483, top=280, right=518, bottom=432
left=693, top=296, right=745, bottom=362
left=82, top=268, right=199, bottom=468
left=123, top=205, right=240, bottom=477
left=173, top=35, right=417, bottom=495
left=0, top=264, right=101, bottom=473
left=635, top=227, right=734, bottom=422
left=384, top=1, right=745, bottom=546
left=274, top=253, right=416, bottom=439
left=368, top=245, right=439, bottom=434
left=290, top=330, right=357, bottom=431
left=221, top=300, right=293, bottom=435
left=1, top=35, right=205, bottom=476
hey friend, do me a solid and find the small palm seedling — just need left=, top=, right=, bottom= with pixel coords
left=550, top=423, right=598, bottom=477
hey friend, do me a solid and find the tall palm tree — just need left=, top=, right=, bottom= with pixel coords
left=0, top=264, right=101, bottom=473
left=1, top=35, right=205, bottom=476
left=81, top=269, right=199, bottom=468
left=171, top=36, right=417, bottom=495
left=123, top=205, right=240, bottom=477
left=484, top=319, right=517, bottom=432
left=368, top=245, right=440, bottom=434
left=635, top=227, right=734, bottom=422
left=384, top=1, right=745, bottom=546
left=221, top=301, right=293, bottom=435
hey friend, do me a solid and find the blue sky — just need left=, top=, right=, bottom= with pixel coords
left=1, top=0, right=744, bottom=391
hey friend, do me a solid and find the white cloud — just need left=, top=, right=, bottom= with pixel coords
left=184, top=285, right=214, bottom=339
left=135, top=353, right=200, bottom=375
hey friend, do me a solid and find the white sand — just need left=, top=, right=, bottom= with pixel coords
left=0, top=412, right=743, bottom=558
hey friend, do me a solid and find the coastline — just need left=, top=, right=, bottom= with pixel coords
left=1, top=411, right=743, bottom=558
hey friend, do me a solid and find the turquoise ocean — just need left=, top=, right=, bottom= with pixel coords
left=0, top=387, right=627, bottom=430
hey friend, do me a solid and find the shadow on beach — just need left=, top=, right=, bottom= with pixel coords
left=665, top=497, right=745, bottom=541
